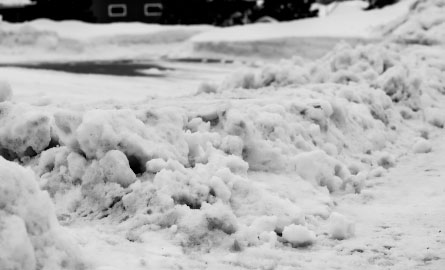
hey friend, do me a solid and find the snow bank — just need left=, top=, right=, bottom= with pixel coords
left=0, top=19, right=213, bottom=61
left=1, top=1, right=444, bottom=263
left=0, top=157, right=85, bottom=270
left=215, top=41, right=429, bottom=111
left=0, top=37, right=443, bottom=256
left=382, top=0, right=445, bottom=44
left=186, top=0, right=413, bottom=59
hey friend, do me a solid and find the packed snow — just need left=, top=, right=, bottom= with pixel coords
left=1, top=0, right=445, bottom=269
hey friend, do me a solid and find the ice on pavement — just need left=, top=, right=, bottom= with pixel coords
left=1, top=0, right=445, bottom=269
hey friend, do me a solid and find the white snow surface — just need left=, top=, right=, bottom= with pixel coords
left=186, top=0, right=416, bottom=59
left=1, top=0, right=441, bottom=61
left=192, top=1, right=413, bottom=42
left=0, top=0, right=30, bottom=6
left=1, top=0, right=445, bottom=269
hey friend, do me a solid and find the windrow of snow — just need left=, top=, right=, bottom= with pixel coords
left=1, top=40, right=443, bottom=254
left=210, top=41, right=445, bottom=111
left=381, top=0, right=445, bottom=44
left=0, top=157, right=86, bottom=270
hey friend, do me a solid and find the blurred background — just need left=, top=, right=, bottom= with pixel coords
left=0, top=0, right=397, bottom=25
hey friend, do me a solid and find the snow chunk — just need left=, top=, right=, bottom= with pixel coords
left=329, top=212, right=355, bottom=240
left=376, top=152, right=396, bottom=169
left=202, top=201, right=238, bottom=235
left=0, top=103, right=52, bottom=159
left=282, top=224, right=316, bottom=247
left=413, top=138, right=432, bottom=153
left=99, top=150, right=136, bottom=187
left=292, top=150, right=345, bottom=192
left=146, top=158, right=167, bottom=173
left=67, top=152, right=88, bottom=180
left=425, top=107, right=445, bottom=128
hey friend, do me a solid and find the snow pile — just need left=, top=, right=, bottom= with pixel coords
left=214, top=41, right=445, bottom=112
left=0, top=78, right=395, bottom=252
left=27, top=105, right=316, bottom=249
left=0, top=157, right=85, bottom=270
left=1, top=1, right=444, bottom=261
left=186, top=0, right=413, bottom=59
left=1, top=35, right=444, bottom=255
left=383, top=0, right=445, bottom=44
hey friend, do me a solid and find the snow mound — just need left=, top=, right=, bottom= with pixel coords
left=0, top=157, right=85, bottom=270
left=328, top=212, right=355, bottom=240
left=1, top=22, right=444, bottom=259
left=1, top=40, right=442, bottom=253
left=216, top=42, right=427, bottom=110
left=383, top=0, right=445, bottom=44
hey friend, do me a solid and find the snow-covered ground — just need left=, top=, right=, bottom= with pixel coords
left=1, top=0, right=445, bottom=269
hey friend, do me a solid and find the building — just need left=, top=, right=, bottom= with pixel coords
left=90, top=0, right=163, bottom=23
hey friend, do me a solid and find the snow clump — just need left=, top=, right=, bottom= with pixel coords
left=0, top=102, right=52, bottom=160
left=282, top=224, right=317, bottom=247
left=328, top=212, right=355, bottom=240
left=413, top=138, right=432, bottom=153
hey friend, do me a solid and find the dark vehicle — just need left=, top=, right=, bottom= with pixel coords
left=0, top=0, right=319, bottom=25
